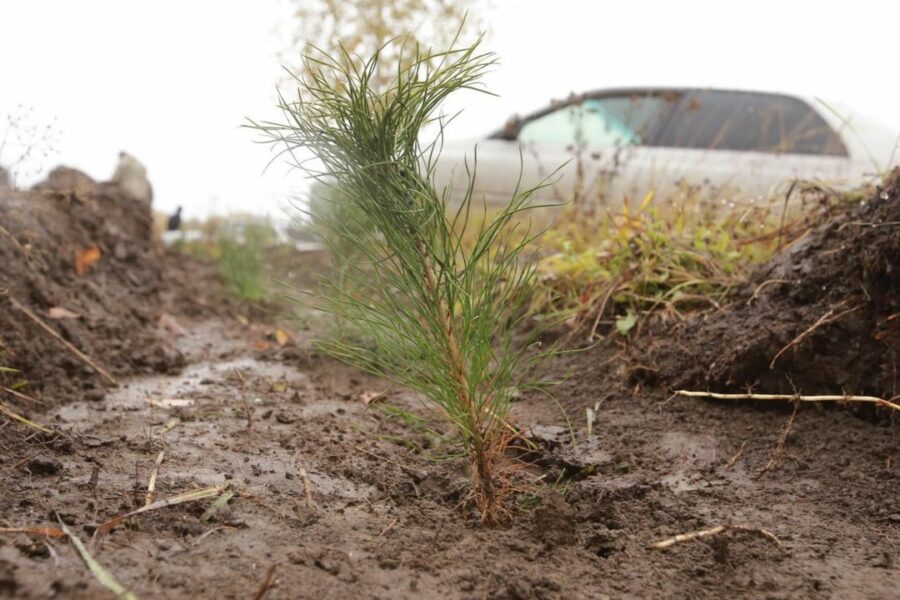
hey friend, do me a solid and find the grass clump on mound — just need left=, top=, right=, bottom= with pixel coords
left=532, top=182, right=868, bottom=341
left=248, top=38, right=553, bottom=524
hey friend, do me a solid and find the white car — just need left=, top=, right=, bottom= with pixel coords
left=433, top=88, right=900, bottom=207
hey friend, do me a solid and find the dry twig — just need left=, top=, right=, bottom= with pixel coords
left=650, top=524, right=784, bottom=551
left=674, top=390, right=900, bottom=412
left=252, top=565, right=278, bottom=600
left=723, top=440, right=748, bottom=470
left=756, top=399, right=800, bottom=478
left=378, top=517, right=399, bottom=537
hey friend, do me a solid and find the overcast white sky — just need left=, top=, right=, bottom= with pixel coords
left=2, top=0, right=899, bottom=218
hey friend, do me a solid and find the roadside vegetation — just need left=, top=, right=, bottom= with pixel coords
left=532, top=179, right=870, bottom=341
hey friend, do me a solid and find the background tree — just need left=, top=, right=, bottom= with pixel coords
left=283, top=0, right=488, bottom=90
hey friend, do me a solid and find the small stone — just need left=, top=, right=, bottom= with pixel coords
left=276, top=412, right=297, bottom=424
left=114, top=240, right=128, bottom=261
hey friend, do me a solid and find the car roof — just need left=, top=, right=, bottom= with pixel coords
left=490, top=87, right=900, bottom=167
left=488, top=86, right=804, bottom=139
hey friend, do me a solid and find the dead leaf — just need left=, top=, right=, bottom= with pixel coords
left=234, top=314, right=250, bottom=326
left=359, top=390, right=385, bottom=406
left=160, top=417, right=181, bottom=433
left=48, top=306, right=81, bottom=320
left=254, top=341, right=270, bottom=351
left=74, top=247, right=101, bottom=276
left=158, top=313, right=187, bottom=336
left=274, top=328, right=292, bottom=347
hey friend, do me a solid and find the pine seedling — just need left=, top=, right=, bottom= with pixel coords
left=248, top=38, right=553, bottom=524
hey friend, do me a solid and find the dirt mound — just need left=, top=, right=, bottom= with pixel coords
left=643, top=169, right=900, bottom=401
left=0, top=168, right=189, bottom=404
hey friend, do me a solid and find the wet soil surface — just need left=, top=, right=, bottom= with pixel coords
left=1, top=169, right=898, bottom=598
left=0, top=168, right=222, bottom=404
left=1, top=316, right=897, bottom=599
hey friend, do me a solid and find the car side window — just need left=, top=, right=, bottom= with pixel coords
left=589, top=93, right=679, bottom=144
left=655, top=90, right=847, bottom=156
left=518, top=100, right=639, bottom=147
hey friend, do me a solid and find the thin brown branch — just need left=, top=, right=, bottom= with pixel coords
left=252, top=565, right=278, bottom=600
left=587, top=278, right=621, bottom=343
left=723, top=440, right=747, bottom=470
left=756, top=399, right=800, bottom=479
left=770, top=304, right=860, bottom=369
left=674, top=390, right=900, bottom=412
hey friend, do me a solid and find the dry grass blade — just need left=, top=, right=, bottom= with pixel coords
left=0, top=400, right=52, bottom=433
left=7, top=295, right=118, bottom=385
left=58, top=519, right=139, bottom=599
left=354, top=445, right=426, bottom=479
left=0, top=223, right=32, bottom=263
left=674, top=390, right=900, bottom=412
left=200, top=488, right=235, bottom=522
left=0, top=526, right=65, bottom=538
left=1, top=384, right=44, bottom=406
left=299, top=468, right=315, bottom=511
left=96, top=485, right=226, bottom=536
left=144, top=451, right=165, bottom=506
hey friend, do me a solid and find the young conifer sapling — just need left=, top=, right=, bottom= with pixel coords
left=248, top=37, right=554, bottom=524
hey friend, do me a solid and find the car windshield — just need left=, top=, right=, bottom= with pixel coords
left=518, top=99, right=639, bottom=147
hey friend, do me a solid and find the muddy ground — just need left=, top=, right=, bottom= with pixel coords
left=1, top=174, right=898, bottom=599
